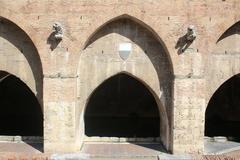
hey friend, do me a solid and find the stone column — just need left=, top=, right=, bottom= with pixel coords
left=43, top=75, right=77, bottom=152
left=172, top=49, right=205, bottom=154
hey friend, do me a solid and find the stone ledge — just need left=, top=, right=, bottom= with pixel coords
left=83, top=136, right=161, bottom=143
left=0, top=136, right=43, bottom=143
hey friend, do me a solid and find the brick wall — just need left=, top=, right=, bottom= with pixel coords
left=0, top=0, right=239, bottom=154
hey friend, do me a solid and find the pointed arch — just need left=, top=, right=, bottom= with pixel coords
left=77, top=15, right=173, bottom=151
left=0, top=70, right=43, bottom=136
left=83, top=71, right=169, bottom=130
left=84, top=72, right=161, bottom=137
left=80, top=71, right=169, bottom=150
left=205, top=74, right=240, bottom=138
left=0, top=16, right=43, bottom=107
left=205, top=20, right=240, bottom=149
left=207, top=20, right=240, bottom=105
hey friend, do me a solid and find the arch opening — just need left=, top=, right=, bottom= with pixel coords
left=205, top=75, right=240, bottom=141
left=84, top=73, right=160, bottom=138
left=0, top=71, right=43, bottom=136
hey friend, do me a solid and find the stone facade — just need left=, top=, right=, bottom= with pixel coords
left=0, top=0, right=240, bottom=155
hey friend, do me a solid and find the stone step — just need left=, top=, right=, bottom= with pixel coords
left=51, top=154, right=158, bottom=160
left=50, top=154, right=192, bottom=160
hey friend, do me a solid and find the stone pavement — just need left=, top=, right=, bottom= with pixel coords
left=204, top=139, right=240, bottom=155
left=0, top=141, right=240, bottom=159
left=0, top=142, right=42, bottom=153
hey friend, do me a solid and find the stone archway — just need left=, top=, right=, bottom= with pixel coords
left=0, top=17, right=43, bottom=106
left=206, top=21, right=240, bottom=104
left=0, top=17, right=43, bottom=149
left=0, top=71, right=43, bottom=136
left=204, top=21, right=240, bottom=153
left=205, top=74, right=240, bottom=138
left=77, top=15, right=173, bottom=151
left=84, top=73, right=160, bottom=138
left=206, top=21, right=240, bottom=126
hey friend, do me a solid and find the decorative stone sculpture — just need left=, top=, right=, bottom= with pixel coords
left=52, top=22, right=63, bottom=40
left=186, top=25, right=196, bottom=42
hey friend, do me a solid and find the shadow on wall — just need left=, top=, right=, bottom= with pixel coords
left=217, top=21, right=240, bottom=43
left=47, top=32, right=61, bottom=51
left=175, top=34, right=194, bottom=54
left=0, top=17, right=43, bottom=104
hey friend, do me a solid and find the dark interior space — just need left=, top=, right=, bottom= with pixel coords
left=0, top=72, right=43, bottom=136
left=85, top=73, right=160, bottom=137
left=205, top=74, right=240, bottom=138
